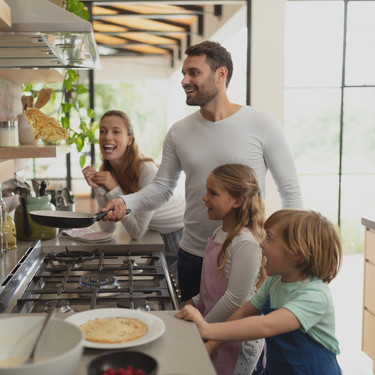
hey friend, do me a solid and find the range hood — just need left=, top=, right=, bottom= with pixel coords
left=0, top=0, right=101, bottom=69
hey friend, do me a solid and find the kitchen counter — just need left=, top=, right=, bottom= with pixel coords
left=361, top=216, right=375, bottom=231
left=0, top=311, right=216, bottom=375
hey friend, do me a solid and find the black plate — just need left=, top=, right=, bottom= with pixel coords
left=87, top=351, right=158, bottom=375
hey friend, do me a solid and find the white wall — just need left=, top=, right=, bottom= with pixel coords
left=251, top=0, right=286, bottom=215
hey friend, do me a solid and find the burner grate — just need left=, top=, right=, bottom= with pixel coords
left=79, top=274, right=118, bottom=289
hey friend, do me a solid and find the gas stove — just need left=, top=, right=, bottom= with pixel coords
left=0, top=240, right=181, bottom=314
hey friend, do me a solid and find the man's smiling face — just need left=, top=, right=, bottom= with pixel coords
left=181, top=54, right=219, bottom=107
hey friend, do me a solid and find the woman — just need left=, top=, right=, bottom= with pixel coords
left=82, top=110, right=185, bottom=278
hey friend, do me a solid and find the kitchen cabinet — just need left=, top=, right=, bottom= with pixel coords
left=362, top=217, right=375, bottom=372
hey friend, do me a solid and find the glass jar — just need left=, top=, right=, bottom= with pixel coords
left=15, top=195, right=58, bottom=241
left=0, top=120, right=19, bottom=147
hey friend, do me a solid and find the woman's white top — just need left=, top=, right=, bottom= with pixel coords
left=94, top=161, right=185, bottom=238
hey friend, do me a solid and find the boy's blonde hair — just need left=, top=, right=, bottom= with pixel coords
left=211, top=163, right=266, bottom=287
left=265, top=209, right=342, bottom=283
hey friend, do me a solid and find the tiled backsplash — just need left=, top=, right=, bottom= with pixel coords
left=0, top=77, right=22, bottom=120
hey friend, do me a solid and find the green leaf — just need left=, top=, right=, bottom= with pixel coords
left=61, top=116, right=70, bottom=129
left=87, top=108, right=95, bottom=119
left=64, top=79, right=72, bottom=91
left=79, top=154, right=86, bottom=169
left=62, top=102, right=72, bottom=113
left=77, top=84, right=88, bottom=94
left=75, top=137, right=84, bottom=152
left=67, top=69, right=79, bottom=82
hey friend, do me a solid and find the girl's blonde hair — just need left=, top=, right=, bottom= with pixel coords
left=265, top=209, right=342, bottom=283
left=211, top=163, right=266, bottom=287
left=99, top=110, right=155, bottom=193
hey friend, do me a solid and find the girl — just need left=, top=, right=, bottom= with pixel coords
left=176, top=209, right=343, bottom=375
left=185, top=164, right=266, bottom=375
left=82, top=110, right=185, bottom=278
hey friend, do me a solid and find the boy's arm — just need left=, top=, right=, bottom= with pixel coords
left=203, top=307, right=301, bottom=342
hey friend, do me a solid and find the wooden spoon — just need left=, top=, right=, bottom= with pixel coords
left=35, top=88, right=53, bottom=109
left=24, top=95, right=34, bottom=109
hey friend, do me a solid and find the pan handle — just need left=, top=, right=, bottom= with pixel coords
left=95, top=208, right=132, bottom=221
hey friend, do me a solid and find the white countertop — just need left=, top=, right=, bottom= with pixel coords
left=0, top=311, right=216, bottom=375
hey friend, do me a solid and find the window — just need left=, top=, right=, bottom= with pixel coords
left=284, top=0, right=375, bottom=253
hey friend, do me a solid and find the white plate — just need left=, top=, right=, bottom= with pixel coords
left=65, top=308, right=165, bottom=349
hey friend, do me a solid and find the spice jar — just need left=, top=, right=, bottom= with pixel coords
left=0, top=120, right=19, bottom=147
left=15, top=195, right=58, bottom=240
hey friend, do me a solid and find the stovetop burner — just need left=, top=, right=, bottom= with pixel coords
left=47, top=248, right=97, bottom=264
left=44, top=299, right=72, bottom=313
left=79, top=274, right=118, bottom=289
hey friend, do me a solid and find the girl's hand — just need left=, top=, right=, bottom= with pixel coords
left=82, top=166, right=99, bottom=188
left=91, top=171, right=118, bottom=191
left=175, top=305, right=208, bottom=337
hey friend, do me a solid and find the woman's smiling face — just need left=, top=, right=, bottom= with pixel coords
left=99, top=115, right=133, bottom=162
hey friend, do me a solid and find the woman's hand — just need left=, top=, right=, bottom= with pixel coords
left=82, top=166, right=99, bottom=188
left=175, top=305, right=209, bottom=338
left=90, top=171, right=117, bottom=191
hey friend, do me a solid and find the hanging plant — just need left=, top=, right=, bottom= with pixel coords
left=59, top=68, right=98, bottom=168
left=59, top=0, right=98, bottom=168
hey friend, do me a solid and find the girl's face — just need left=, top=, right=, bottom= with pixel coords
left=99, top=115, right=133, bottom=163
left=260, top=224, right=300, bottom=282
left=202, top=173, right=239, bottom=231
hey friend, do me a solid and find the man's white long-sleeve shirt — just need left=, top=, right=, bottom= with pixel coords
left=123, top=106, right=303, bottom=257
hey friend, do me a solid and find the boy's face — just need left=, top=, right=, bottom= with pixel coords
left=260, top=224, right=292, bottom=278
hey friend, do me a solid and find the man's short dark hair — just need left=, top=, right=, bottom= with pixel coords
left=185, top=41, right=233, bottom=88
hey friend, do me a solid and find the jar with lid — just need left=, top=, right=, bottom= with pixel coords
left=0, top=120, right=19, bottom=147
left=15, top=195, right=58, bottom=241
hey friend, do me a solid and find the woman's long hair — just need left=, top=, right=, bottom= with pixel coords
left=99, top=110, right=155, bottom=193
left=211, top=163, right=267, bottom=288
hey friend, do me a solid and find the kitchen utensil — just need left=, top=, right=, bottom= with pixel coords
left=22, top=95, right=34, bottom=110
left=35, top=88, right=53, bottom=109
left=29, top=208, right=131, bottom=228
left=87, top=351, right=158, bottom=375
left=0, top=315, right=83, bottom=375
left=39, top=180, right=48, bottom=196
left=23, top=306, right=55, bottom=364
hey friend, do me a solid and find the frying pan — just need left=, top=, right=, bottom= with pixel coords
left=29, top=209, right=131, bottom=229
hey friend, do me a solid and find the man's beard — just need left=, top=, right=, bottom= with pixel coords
left=185, top=74, right=218, bottom=107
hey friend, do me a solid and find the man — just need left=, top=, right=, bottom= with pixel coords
left=102, top=40, right=303, bottom=301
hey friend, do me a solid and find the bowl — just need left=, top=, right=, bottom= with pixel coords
left=0, top=316, right=84, bottom=375
left=88, top=351, right=158, bottom=375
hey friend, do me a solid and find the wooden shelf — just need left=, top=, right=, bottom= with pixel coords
left=0, top=144, right=71, bottom=159
left=0, top=69, right=63, bottom=84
